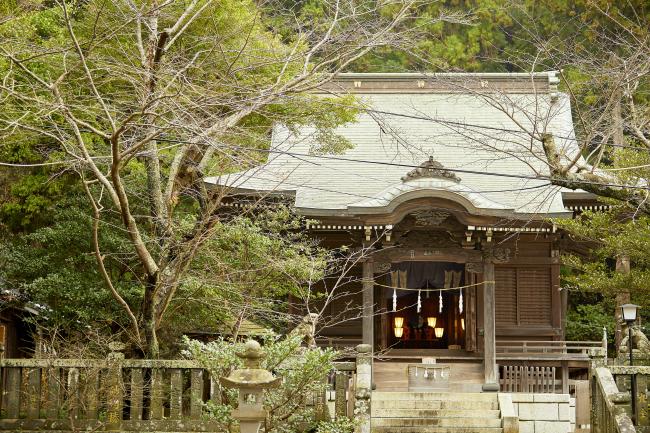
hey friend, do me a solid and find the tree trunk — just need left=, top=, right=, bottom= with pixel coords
left=142, top=283, right=160, bottom=358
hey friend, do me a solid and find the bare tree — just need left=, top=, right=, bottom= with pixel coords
left=483, top=3, right=650, bottom=212
left=0, top=0, right=457, bottom=356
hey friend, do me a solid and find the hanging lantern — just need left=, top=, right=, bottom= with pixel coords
left=434, top=327, right=444, bottom=338
left=392, top=288, right=397, bottom=312
left=417, top=289, right=422, bottom=313
left=438, top=290, right=443, bottom=313
left=427, top=317, right=437, bottom=328
left=459, top=287, right=463, bottom=313
left=394, top=327, right=404, bottom=338
left=394, top=317, right=404, bottom=328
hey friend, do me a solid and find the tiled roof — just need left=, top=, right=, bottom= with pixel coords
left=205, top=73, right=580, bottom=218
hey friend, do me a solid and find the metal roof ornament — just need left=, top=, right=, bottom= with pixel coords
left=401, top=156, right=461, bottom=183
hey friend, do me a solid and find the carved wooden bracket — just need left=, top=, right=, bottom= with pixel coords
left=373, top=262, right=391, bottom=274
left=465, top=262, right=483, bottom=274
left=482, top=247, right=511, bottom=263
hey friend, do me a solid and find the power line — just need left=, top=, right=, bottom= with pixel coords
left=281, top=94, right=650, bottom=152
left=251, top=138, right=555, bottom=195
left=226, top=172, right=565, bottom=220
left=157, top=137, right=650, bottom=191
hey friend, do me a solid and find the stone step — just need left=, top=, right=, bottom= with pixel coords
left=372, top=399, right=499, bottom=410
left=372, top=418, right=503, bottom=428
left=372, top=392, right=498, bottom=402
left=371, top=409, right=501, bottom=419
left=372, top=427, right=503, bottom=433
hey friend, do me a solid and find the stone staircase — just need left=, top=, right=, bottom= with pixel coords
left=371, top=392, right=503, bottom=433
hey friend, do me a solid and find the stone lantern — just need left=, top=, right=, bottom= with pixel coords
left=221, top=340, right=281, bottom=433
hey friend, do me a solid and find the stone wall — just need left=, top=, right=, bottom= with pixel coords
left=508, top=393, right=572, bottom=433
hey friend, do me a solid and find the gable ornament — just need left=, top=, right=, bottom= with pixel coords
left=401, top=156, right=461, bottom=183
left=411, top=210, right=450, bottom=227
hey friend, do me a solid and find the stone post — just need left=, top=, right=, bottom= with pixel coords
left=588, top=347, right=607, bottom=377
left=335, top=371, right=348, bottom=418
left=354, top=344, right=372, bottom=433
left=221, top=340, right=281, bottom=433
left=106, top=342, right=125, bottom=431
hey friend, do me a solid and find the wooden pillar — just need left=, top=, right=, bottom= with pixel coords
left=379, top=291, right=388, bottom=351
left=482, top=260, right=498, bottom=391
left=560, top=282, right=568, bottom=340
left=551, top=264, right=562, bottom=340
left=614, top=256, right=630, bottom=351
left=561, top=361, right=569, bottom=394
left=362, top=259, right=374, bottom=351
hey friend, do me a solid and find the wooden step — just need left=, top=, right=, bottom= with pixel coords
left=374, top=362, right=485, bottom=392
left=372, top=392, right=498, bottom=401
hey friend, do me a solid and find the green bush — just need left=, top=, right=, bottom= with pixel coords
left=316, top=417, right=357, bottom=433
left=183, top=334, right=340, bottom=432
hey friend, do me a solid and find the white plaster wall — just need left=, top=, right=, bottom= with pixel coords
left=509, top=393, right=572, bottom=433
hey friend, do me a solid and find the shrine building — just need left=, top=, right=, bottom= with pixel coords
left=206, top=72, right=603, bottom=393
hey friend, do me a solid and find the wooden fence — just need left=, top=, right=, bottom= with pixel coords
left=0, top=357, right=356, bottom=432
left=500, top=365, right=558, bottom=393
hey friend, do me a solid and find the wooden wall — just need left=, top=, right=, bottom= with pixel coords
left=310, top=236, right=563, bottom=347
left=494, top=239, right=562, bottom=341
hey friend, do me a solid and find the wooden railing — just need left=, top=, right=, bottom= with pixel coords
left=496, top=340, right=604, bottom=355
left=591, top=367, right=636, bottom=433
left=0, top=357, right=357, bottom=432
left=500, top=365, right=558, bottom=393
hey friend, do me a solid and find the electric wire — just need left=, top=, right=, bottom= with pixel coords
left=157, top=137, right=650, bottom=191
left=280, top=93, right=650, bottom=152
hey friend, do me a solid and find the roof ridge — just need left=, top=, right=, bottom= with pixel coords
left=335, top=71, right=559, bottom=78
left=320, top=71, right=560, bottom=94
